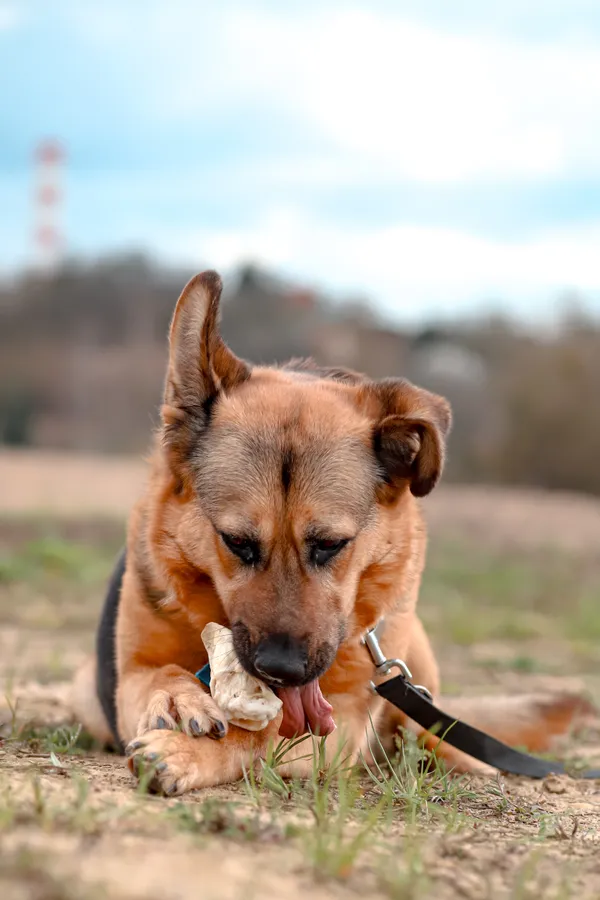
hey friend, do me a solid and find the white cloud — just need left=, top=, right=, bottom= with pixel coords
left=126, top=4, right=600, bottom=185
left=63, top=3, right=600, bottom=187
left=157, top=209, right=600, bottom=320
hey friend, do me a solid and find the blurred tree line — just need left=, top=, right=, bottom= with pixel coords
left=1, top=254, right=599, bottom=495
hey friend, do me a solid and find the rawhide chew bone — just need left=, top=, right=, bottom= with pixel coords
left=201, top=623, right=282, bottom=731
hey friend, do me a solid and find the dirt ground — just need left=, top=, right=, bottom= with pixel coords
left=1, top=449, right=600, bottom=900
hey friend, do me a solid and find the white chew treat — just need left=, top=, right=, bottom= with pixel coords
left=201, top=623, right=282, bottom=732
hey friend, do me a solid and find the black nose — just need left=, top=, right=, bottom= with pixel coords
left=253, top=634, right=308, bottom=686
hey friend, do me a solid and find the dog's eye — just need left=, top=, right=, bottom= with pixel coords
left=310, top=538, right=349, bottom=567
left=220, top=533, right=260, bottom=566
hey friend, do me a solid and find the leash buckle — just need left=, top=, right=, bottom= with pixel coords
left=362, top=625, right=434, bottom=701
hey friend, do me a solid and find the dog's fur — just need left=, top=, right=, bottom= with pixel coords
left=72, top=271, right=591, bottom=794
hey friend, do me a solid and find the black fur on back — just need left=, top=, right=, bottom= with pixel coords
left=96, top=549, right=126, bottom=751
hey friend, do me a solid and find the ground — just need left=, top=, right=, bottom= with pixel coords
left=1, top=449, right=600, bottom=900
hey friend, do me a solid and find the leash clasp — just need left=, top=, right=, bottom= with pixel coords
left=362, top=625, right=433, bottom=701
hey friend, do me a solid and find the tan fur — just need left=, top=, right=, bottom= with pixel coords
left=71, top=658, right=113, bottom=747
left=73, top=271, right=593, bottom=794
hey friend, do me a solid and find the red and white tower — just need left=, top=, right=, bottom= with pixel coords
left=33, top=139, right=65, bottom=270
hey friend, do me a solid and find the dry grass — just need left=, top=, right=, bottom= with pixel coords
left=1, top=450, right=600, bottom=899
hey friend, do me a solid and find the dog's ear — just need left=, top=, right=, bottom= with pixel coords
left=162, top=271, right=250, bottom=464
left=370, top=380, right=452, bottom=498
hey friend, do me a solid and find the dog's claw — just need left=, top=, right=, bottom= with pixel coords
left=165, top=782, right=179, bottom=796
left=209, top=720, right=226, bottom=740
left=156, top=717, right=169, bottom=729
left=126, top=740, right=143, bottom=756
left=189, top=718, right=203, bottom=736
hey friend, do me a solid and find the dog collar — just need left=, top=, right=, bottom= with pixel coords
left=195, top=664, right=211, bottom=688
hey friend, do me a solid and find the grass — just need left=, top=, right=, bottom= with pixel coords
left=237, top=724, right=478, bottom=882
left=475, top=654, right=551, bottom=674
left=2, top=692, right=100, bottom=752
left=1, top=771, right=107, bottom=836
left=421, top=540, right=600, bottom=646
left=0, top=519, right=121, bottom=632
left=0, top=533, right=118, bottom=587
left=166, top=798, right=287, bottom=843
left=375, top=835, right=430, bottom=900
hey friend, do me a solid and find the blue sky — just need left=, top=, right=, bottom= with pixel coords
left=1, top=0, right=600, bottom=323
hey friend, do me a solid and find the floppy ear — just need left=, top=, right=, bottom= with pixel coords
left=372, top=380, right=452, bottom=498
left=161, top=270, right=250, bottom=465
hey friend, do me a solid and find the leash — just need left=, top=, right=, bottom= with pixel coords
left=363, top=625, right=600, bottom=780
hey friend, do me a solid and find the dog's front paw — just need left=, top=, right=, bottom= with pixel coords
left=136, top=679, right=227, bottom=740
left=125, top=727, right=252, bottom=795
left=126, top=714, right=279, bottom=795
left=126, top=729, right=208, bottom=795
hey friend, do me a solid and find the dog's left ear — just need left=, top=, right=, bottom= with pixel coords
left=165, top=270, right=249, bottom=406
left=371, top=380, right=452, bottom=498
left=162, top=271, right=250, bottom=465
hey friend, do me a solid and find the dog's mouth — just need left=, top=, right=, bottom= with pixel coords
left=276, top=681, right=336, bottom=738
left=230, top=623, right=337, bottom=737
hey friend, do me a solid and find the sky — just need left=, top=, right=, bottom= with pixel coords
left=1, top=0, right=600, bottom=324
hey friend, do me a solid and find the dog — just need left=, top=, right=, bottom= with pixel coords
left=72, top=270, right=590, bottom=794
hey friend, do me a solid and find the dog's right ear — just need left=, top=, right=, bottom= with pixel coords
left=161, top=271, right=250, bottom=469
left=367, top=379, right=452, bottom=500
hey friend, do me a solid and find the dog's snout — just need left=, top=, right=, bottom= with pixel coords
left=253, top=634, right=308, bottom=686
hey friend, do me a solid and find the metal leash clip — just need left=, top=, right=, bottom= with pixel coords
left=362, top=625, right=434, bottom=702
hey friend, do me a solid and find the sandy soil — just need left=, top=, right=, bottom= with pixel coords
left=0, top=449, right=147, bottom=517
left=2, top=674, right=600, bottom=900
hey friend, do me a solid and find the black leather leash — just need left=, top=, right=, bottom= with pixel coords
left=376, top=675, right=600, bottom=779
left=363, top=625, right=600, bottom=780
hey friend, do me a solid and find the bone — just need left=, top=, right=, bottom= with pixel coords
left=201, top=623, right=282, bottom=732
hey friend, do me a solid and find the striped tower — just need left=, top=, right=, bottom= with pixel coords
left=33, top=139, right=65, bottom=271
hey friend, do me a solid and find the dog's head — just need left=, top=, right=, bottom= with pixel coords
left=161, top=271, right=451, bottom=691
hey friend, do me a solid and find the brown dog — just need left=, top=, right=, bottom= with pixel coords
left=72, top=271, right=589, bottom=794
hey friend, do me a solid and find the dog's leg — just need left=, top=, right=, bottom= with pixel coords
left=125, top=719, right=281, bottom=794
left=119, top=663, right=271, bottom=794
left=125, top=691, right=379, bottom=794
left=117, top=664, right=229, bottom=744
left=71, top=656, right=114, bottom=746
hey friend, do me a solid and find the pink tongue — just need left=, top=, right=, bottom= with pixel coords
left=277, top=681, right=336, bottom=738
